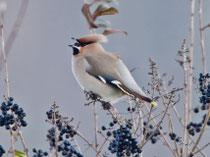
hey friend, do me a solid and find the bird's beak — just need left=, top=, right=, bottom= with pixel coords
left=68, top=45, right=73, bottom=47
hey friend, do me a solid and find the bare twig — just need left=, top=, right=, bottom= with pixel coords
left=73, top=137, right=82, bottom=154
left=188, top=0, right=195, bottom=139
left=201, top=24, right=210, bottom=31
left=93, top=101, right=99, bottom=154
left=143, top=104, right=177, bottom=157
left=190, top=109, right=210, bottom=154
left=0, top=6, right=9, bottom=99
left=182, top=40, right=189, bottom=157
left=187, top=1, right=195, bottom=155
left=52, top=103, right=58, bottom=157
left=198, top=0, right=207, bottom=74
left=17, top=130, right=29, bottom=157
left=193, top=143, right=210, bottom=155
left=76, top=131, right=103, bottom=157
left=0, top=0, right=29, bottom=73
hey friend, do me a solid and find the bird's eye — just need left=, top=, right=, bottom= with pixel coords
left=73, top=47, right=80, bottom=55
left=74, top=42, right=81, bottom=47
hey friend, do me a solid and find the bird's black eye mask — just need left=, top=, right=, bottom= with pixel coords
left=74, top=41, right=93, bottom=47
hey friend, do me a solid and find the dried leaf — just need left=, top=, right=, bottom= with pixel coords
left=81, top=3, right=98, bottom=29
left=92, top=4, right=119, bottom=21
left=14, top=150, right=27, bottom=157
left=91, top=0, right=119, bottom=6
left=103, top=29, right=128, bottom=36
left=97, top=23, right=111, bottom=29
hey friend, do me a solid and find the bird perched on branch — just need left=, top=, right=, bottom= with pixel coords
left=69, top=34, right=157, bottom=106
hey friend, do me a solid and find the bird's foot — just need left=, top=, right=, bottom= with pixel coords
left=84, top=91, right=101, bottom=106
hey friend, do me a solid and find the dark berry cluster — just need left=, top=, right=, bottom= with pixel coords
left=32, top=148, right=48, bottom=157
left=46, top=105, right=83, bottom=157
left=0, top=145, right=5, bottom=157
left=187, top=114, right=210, bottom=136
left=0, top=97, right=27, bottom=131
left=102, top=122, right=142, bottom=157
left=198, top=73, right=210, bottom=111
left=187, top=73, right=210, bottom=136
left=127, top=107, right=136, bottom=112
left=143, top=121, right=162, bottom=144
left=168, top=132, right=180, bottom=142
left=187, top=122, right=201, bottom=136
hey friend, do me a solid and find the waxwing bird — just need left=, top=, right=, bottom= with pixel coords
left=69, top=34, right=157, bottom=106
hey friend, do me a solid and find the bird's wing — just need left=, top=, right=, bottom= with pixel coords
left=86, top=71, right=154, bottom=104
left=85, top=54, right=157, bottom=106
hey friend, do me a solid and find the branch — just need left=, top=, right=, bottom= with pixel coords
left=0, top=4, right=9, bottom=99
left=201, top=24, right=210, bottom=31
left=198, top=0, right=207, bottom=74
left=188, top=1, right=195, bottom=154
left=0, top=0, right=29, bottom=73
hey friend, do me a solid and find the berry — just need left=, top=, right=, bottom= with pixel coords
left=9, top=97, right=14, bottom=101
left=33, top=148, right=37, bottom=153
left=106, top=131, right=112, bottom=136
left=195, top=127, right=201, bottom=133
left=151, top=138, right=157, bottom=144
left=101, top=126, right=106, bottom=131
left=109, top=122, right=114, bottom=127
left=193, top=107, right=199, bottom=113
left=175, top=138, right=180, bottom=142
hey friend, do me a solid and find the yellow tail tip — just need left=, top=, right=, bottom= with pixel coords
left=151, top=101, right=158, bottom=106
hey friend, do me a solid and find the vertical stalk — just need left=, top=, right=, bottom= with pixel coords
left=188, top=0, right=195, bottom=153
left=93, top=101, right=98, bottom=156
left=182, top=42, right=188, bottom=157
left=198, top=0, right=207, bottom=74
left=0, top=5, right=15, bottom=157
left=0, top=11, right=10, bottom=99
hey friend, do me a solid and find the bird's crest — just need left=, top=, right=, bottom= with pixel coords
left=77, top=34, right=108, bottom=44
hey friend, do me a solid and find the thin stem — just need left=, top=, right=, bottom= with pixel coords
left=140, top=105, right=153, bottom=146
left=202, top=24, right=210, bottom=31
left=52, top=103, right=58, bottom=157
left=143, top=104, right=177, bottom=157
left=76, top=131, right=103, bottom=157
left=73, top=137, right=82, bottom=154
left=193, top=143, right=210, bottom=156
left=93, top=101, right=98, bottom=154
left=182, top=44, right=188, bottom=157
left=128, top=98, right=136, bottom=136
left=96, top=137, right=109, bottom=156
left=198, top=0, right=206, bottom=74
left=10, top=130, right=15, bottom=157
left=0, top=13, right=9, bottom=99
left=17, top=130, right=29, bottom=157
left=188, top=0, right=195, bottom=146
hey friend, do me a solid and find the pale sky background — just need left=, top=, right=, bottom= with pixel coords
left=0, top=0, right=210, bottom=156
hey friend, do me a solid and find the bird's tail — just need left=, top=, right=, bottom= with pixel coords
left=133, top=91, right=158, bottom=106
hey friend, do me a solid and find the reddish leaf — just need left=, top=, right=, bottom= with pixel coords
left=103, top=29, right=128, bottom=36
left=81, top=3, right=98, bottom=29
left=92, top=4, right=119, bottom=21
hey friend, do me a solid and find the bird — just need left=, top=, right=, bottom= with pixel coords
left=69, top=34, right=157, bottom=106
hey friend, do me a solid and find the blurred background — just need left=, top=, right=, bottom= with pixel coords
left=0, top=0, right=209, bottom=156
